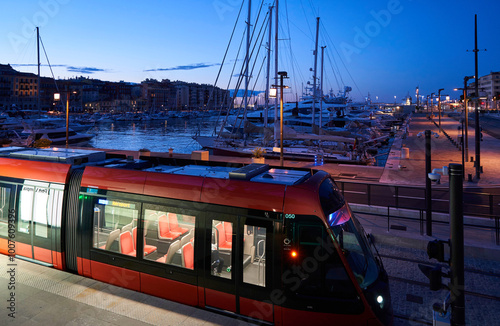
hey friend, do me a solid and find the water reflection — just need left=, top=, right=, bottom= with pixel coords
left=90, top=118, right=219, bottom=154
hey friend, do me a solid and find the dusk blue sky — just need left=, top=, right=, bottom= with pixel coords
left=1, top=0, right=499, bottom=103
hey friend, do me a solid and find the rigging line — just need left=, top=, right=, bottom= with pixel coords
left=214, top=19, right=246, bottom=137
left=243, top=0, right=266, bottom=83
left=321, top=23, right=364, bottom=99
left=213, top=4, right=248, bottom=136
left=287, top=19, right=314, bottom=42
left=237, top=0, right=266, bottom=130
left=206, top=0, right=245, bottom=131
left=308, top=0, right=318, bottom=17
left=283, top=0, right=300, bottom=98
left=319, top=24, right=343, bottom=88
left=217, top=0, right=267, bottom=138
left=325, top=50, right=342, bottom=90
left=218, top=23, right=253, bottom=140
left=39, top=37, right=59, bottom=93
left=234, top=9, right=270, bottom=133
left=235, top=55, right=267, bottom=135
left=300, top=0, right=314, bottom=39
left=243, top=4, right=269, bottom=99
left=15, top=32, right=37, bottom=71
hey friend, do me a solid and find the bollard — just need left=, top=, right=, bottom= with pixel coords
left=449, top=163, right=465, bottom=326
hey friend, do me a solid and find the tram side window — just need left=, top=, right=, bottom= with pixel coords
left=17, top=181, right=61, bottom=238
left=92, top=198, right=138, bottom=257
left=0, top=186, right=11, bottom=237
left=243, top=225, right=266, bottom=287
left=143, top=208, right=195, bottom=270
left=285, top=219, right=358, bottom=300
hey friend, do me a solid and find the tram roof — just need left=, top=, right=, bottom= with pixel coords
left=0, top=147, right=312, bottom=186
left=143, top=164, right=311, bottom=186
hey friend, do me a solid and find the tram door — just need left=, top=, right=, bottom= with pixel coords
left=204, top=214, right=273, bottom=322
left=204, top=215, right=237, bottom=313
left=16, top=181, right=64, bottom=265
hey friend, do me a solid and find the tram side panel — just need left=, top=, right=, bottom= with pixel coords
left=0, top=158, right=71, bottom=270
left=77, top=167, right=203, bottom=305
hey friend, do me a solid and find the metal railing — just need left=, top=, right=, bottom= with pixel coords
left=338, top=180, right=500, bottom=245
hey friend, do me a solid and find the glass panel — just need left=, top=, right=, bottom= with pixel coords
left=212, top=219, right=232, bottom=279
left=92, top=198, right=138, bottom=257
left=18, top=183, right=37, bottom=234
left=243, top=225, right=266, bottom=287
left=330, top=217, right=379, bottom=288
left=144, top=208, right=195, bottom=269
left=47, top=184, right=64, bottom=228
left=33, top=187, right=49, bottom=238
left=0, top=186, right=11, bottom=237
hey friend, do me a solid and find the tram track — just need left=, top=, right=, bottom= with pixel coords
left=393, top=314, right=432, bottom=326
left=388, top=275, right=500, bottom=302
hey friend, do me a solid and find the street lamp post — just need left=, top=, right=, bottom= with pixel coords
left=430, top=93, right=435, bottom=114
left=473, top=14, right=481, bottom=180
left=438, top=88, right=444, bottom=132
left=463, top=76, right=473, bottom=163
left=278, top=71, right=288, bottom=167
left=271, top=72, right=289, bottom=167
left=65, top=92, right=70, bottom=148
left=54, top=91, right=76, bottom=148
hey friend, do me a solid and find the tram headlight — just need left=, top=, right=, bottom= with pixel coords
left=376, top=295, right=384, bottom=308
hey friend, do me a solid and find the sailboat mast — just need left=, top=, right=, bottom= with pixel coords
left=244, top=0, right=251, bottom=122
left=274, top=0, right=279, bottom=147
left=311, top=17, right=319, bottom=133
left=320, top=45, right=326, bottom=134
left=264, top=5, right=273, bottom=128
left=37, top=26, right=41, bottom=116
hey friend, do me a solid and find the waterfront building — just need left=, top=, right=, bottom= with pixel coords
left=468, top=71, right=500, bottom=110
left=0, top=63, right=231, bottom=115
left=0, top=64, right=39, bottom=111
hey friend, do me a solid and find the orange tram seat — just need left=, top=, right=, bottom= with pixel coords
left=168, top=212, right=189, bottom=234
left=119, top=231, right=136, bottom=257
left=156, top=240, right=180, bottom=264
left=216, top=222, right=232, bottom=250
left=158, top=213, right=188, bottom=240
left=133, top=227, right=157, bottom=256
left=182, top=242, right=194, bottom=269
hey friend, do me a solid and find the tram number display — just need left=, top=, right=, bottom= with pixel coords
left=285, top=214, right=295, bottom=219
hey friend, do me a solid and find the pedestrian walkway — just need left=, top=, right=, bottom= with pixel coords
left=0, top=254, right=251, bottom=326
left=379, top=112, right=500, bottom=187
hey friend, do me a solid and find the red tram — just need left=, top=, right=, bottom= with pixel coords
left=0, top=148, right=393, bottom=325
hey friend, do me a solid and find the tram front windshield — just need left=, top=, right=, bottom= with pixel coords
left=319, top=178, right=379, bottom=289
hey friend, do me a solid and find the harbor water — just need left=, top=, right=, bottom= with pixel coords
left=89, top=118, right=220, bottom=154
left=87, top=117, right=392, bottom=166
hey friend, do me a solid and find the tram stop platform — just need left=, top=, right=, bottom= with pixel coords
left=0, top=253, right=252, bottom=326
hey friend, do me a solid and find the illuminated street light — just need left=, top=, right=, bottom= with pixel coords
left=54, top=90, right=77, bottom=148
